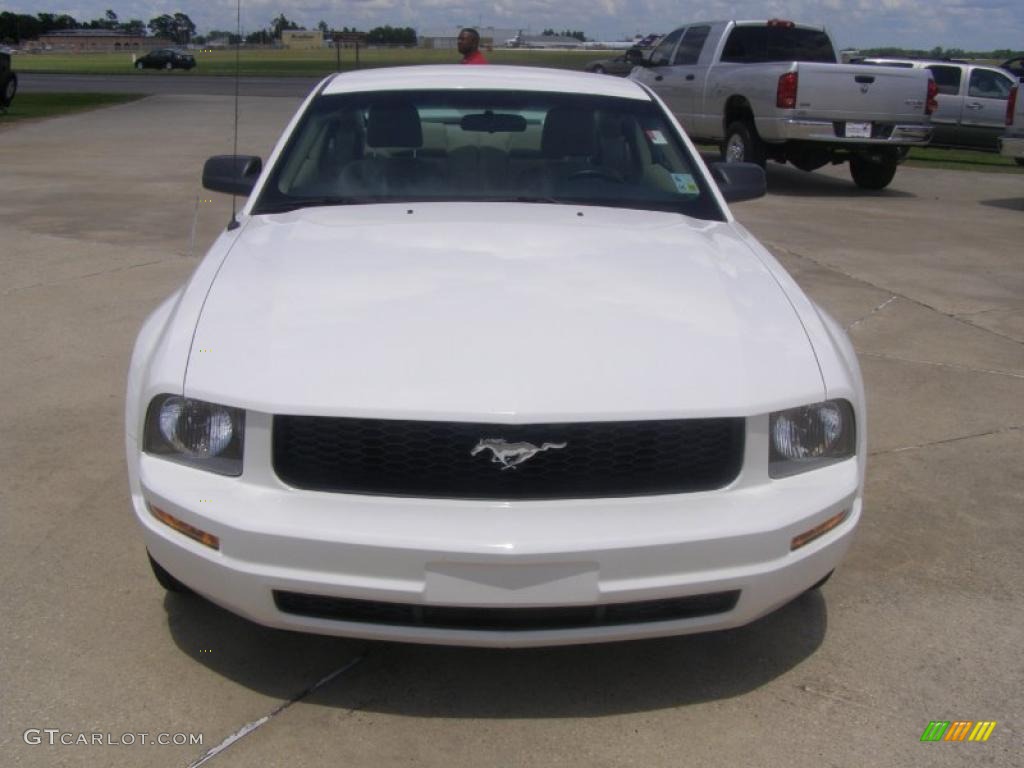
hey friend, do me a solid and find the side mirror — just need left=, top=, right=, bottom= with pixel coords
left=202, top=155, right=263, bottom=196
left=709, top=162, right=767, bottom=203
left=625, top=47, right=646, bottom=67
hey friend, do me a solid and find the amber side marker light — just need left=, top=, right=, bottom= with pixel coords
left=149, top=504, right=220, bottom=550
left=791, top=509, right=849, bottom=551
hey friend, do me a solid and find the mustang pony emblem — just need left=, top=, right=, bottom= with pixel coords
left=471, top=438, right=567, bottom=471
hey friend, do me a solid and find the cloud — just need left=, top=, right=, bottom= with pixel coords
left=7, top=0, right=1022, bottom=48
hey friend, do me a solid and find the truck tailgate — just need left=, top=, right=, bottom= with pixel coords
left=794, top=63, right=930, bottom=122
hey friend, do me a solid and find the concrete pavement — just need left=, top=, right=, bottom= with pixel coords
left=19, top=72, right=321, bottom=98
left=1, top=94, right=1021, bottom=767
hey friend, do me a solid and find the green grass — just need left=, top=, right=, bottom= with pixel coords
left=695, top=143, right=1021, bottom=173
left=13, top=48, right=598, bottom=77
left=902, top=146, right=1022, bottom=173
left=0, top=92, right=144, bottom=122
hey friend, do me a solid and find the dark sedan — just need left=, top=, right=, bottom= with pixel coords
left=1000, top=56, right=1023, bottom=80
left=585, top=51, right=639, bottom=77
left=134, top=49, right=196, bottom=71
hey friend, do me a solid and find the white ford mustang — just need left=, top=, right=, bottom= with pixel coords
left=126, top=66, right=865, bottom=647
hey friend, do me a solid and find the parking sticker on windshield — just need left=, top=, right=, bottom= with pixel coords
left=671, top=173, right=700, bottom=195
left=645, top=129, right=669, bottom=145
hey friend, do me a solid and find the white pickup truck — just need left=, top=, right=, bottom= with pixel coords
left=630, top=19, right=937, bottom=189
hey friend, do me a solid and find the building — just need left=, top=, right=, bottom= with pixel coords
left=281, top=30, right=323, bottom=50
left=419, top=26, right=520, bottom=50
left=37, top=29, right=169, bottom=52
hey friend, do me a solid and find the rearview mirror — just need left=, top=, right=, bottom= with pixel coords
left=202, top=155, right=263, bottom=196
left=709, top=162, right=766, bottom=203
left=460, top=111, right=527, bottom=133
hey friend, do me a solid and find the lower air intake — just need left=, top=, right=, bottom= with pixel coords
left=273, top=590, right=741, bottom=631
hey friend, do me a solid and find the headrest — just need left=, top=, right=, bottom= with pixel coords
left=542, top=107, right=597, bottom=158
left=596, top=112, right=626, bottom=139
left=367, top=103, right=423, bottom=148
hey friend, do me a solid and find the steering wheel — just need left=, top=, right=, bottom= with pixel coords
left=567, top=168, right=624, bottom=183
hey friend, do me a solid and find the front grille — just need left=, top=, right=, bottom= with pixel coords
left=273, top=590, right=741, bottom=631
left=272, top=416, right=744, bottom=500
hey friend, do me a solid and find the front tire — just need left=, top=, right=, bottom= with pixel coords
left=850, top=154, right=898, bottom=190
left=0, top=72, right=16, bottom=108
left=148, top=552, right=193, bottom=594
left=722, top=120, right=766, bottom=167
left=807, top=570, right=834, bottom=592
left=135, top=61, right=145, bottom=70
left=164, top=61, right=173, bottom=70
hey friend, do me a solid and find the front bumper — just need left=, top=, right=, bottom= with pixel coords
left=760, top=117, right=932, bottom=145
left=999, top=135, right=1024, bottom=160
left=128, top=413, right=862, bottom=648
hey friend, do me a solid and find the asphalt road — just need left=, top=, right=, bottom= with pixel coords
left=1, top=95, right=1022, bottom=768
left=19, top=72, right=321, bottom=97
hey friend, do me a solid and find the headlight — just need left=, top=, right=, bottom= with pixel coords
left=143, top=395, right=244, bottom=476
left=770, top=400, right=855, bottom=478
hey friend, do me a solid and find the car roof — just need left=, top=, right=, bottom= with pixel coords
left=320, top=65, right=651, bottom=100
left=862, top=58, right=997, bottom=70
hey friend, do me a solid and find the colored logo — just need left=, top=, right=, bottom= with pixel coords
left=920, top=721, right=996, bottom=742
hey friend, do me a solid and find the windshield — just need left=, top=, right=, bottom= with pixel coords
left=254, top=89, right=724, bottom=221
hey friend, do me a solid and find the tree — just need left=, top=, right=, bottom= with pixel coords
left=36, top=13, right=77, bottom=32
left=148, top=12, right=195, bottom=44
left=366, top=25, right=416, bottom=45
left=246, top=29, right=271, bottom=45
left=122, top=19, right=145, bottom=36
left=148, top=14, right=174, bottom=39
left=317, top=20, right=329, bottom=35
left=85, top=10, right=118, bottom=31
left=0, top=12, right=43, bottom=43
left=173, top=12, right=195, bottom=44
left=270, top=13, right=300, bottom=39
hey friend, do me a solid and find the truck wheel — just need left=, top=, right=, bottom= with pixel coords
left=0, top=72, right=16, bottom=108
left=849, top=154, right=898, bottom=190
left=722, top=120, right=766, bottom=168
left=148, top=551, right=193, bottom=594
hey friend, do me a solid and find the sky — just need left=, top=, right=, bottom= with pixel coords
left=11, top=0, right=1023, bottom=51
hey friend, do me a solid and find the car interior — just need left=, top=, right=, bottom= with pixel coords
left=262, top=92, right=720, bottom=218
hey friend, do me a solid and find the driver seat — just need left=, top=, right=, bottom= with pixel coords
left=519, top=107, right=599, bottom=194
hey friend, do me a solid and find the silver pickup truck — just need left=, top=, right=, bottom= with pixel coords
left=630, top=20, right=936, bottom=189
left=858, top=58, right=1017, bottom=152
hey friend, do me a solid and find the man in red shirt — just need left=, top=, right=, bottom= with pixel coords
left=457, top=28, right=488, bottom=64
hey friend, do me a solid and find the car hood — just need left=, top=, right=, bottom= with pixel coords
left=185, top=203, right=824, bottom=420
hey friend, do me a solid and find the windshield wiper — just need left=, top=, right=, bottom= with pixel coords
left=485, top=195, right=564, bottom=205
left=255, top=197, right=373, bottom=214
